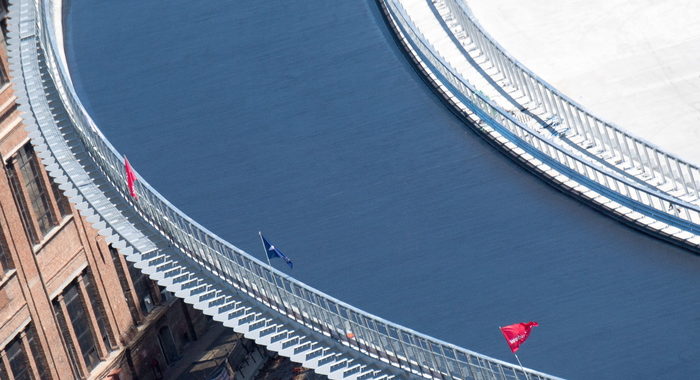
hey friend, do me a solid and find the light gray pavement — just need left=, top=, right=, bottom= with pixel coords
left=162, top=319, right=320, bottom=380
left=254, top=356, right=324, bottom=380
left=163, top=320, right=240, bottom=380
left=466, top=0, right=700, bottom=164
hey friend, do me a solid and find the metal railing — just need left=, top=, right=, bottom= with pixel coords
left=9, top=0, right=564, bottom=378
left=442, top=0, right=700, bottom=201
left=382, top=0, right=700, bottom=237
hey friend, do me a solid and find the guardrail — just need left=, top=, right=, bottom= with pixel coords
left=8, top=0, right=563, bottom=378
left=381, top=0, right=700, bottom=239
left=442, top=0, right=700, bottom=201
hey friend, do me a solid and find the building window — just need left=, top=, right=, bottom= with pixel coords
left=25, top=325, right=50, bottom=380
left=52, top=300, right=81, bottom=377
left=0, top=324, right=50, bottom=380
left=0, top=358, right=7, bottom=379
left=14, top=145, right=56, bottom=234
left=0, top=60, right=6, bottom=87
left=6, top=144, right=57, bottom=244
left=57, top=282, right=100, bottom=371
left=109, top=244, right=141, bottom=324
left=83, top=271, right=116, bottom=350
left=127, top=259, right=160, bottom=316
left=0, top=225, right=13, bottom=273
left=5, top=336, right=31, bottom=380
left=0, top=0, right=7, bottom=41
left=5, top=143, right=72, bottom=246
left=53, top=271, right=120, bottom=376
left=49, top=177, right=72, bottom=218
left=6, top=158, right=39, bottom=244
left=0, top=19, right=7, bottom=42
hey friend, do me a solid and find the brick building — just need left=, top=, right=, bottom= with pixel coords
left=0, top=3, right=211, bottom=379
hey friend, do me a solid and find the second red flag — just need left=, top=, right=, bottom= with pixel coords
left=499, top=321, right=538, bottom=353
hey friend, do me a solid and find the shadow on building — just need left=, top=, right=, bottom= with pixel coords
left=164, top=319, right=324, bottom=380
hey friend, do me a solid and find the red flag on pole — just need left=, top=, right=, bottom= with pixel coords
left=124, top=156, right=138, bottom=199
left=499, top=322, right=538, bottom=353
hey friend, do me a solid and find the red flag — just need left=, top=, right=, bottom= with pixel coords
left=124, top=156, right=138, bottom=199
left=500, top=322, right=538, bottom=353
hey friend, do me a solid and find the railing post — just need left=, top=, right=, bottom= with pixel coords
left=675, top=159, right=690, bottom=195
left=664, top=154, right=678, bottom=191
left=687, top=164, right=699, bottom=199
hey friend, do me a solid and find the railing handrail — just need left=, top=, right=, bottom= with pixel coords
left=444, top=0, right=700, bottom=190
left=12, top=0, right=563, bottom=378
left=384, top=0, right=700, bottom=234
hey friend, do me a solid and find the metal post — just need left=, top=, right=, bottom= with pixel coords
left=675, top=159, right=690, bottom=195
left=257, top=232, right=289, bottom=313
left=687, top=164, right=699, bottom=198
left=664, top=154, right=677, bottom=191
left=568, top=101, right=587, bottom=139
left=653, top=149, right=666, bottom=184
left=642, top=144, right=657, bottom=179
left=514, top=353, right=531, bottom=380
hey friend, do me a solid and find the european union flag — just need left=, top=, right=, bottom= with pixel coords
left=259, top=232, right=293, bottom=269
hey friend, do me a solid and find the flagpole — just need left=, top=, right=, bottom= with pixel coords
left=513, top=353, right=530, bottom=380
left=258, top=231, right=287, bottom=315
left=259, top=231, right=273, bottom=268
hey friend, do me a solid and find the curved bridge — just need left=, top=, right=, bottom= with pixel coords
left=7, top=0, right=561, bottom=379
left=383, top=0, right=700, bottom=250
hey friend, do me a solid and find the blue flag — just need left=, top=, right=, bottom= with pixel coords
left=259, top=232, right=293, bottom=269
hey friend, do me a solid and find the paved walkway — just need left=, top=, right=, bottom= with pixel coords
left=254, top=356, right=324, bottom=380
left=161, top=319, right=321, bottom=380
left=162, top=320, right=240, bottom=380
left=466, top=0, right=700, bottom=164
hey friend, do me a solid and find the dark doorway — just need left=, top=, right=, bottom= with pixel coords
left=157, top=326, right=179, bottom=365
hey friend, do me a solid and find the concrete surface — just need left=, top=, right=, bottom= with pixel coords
left=466, top=0, right=700, bottom=164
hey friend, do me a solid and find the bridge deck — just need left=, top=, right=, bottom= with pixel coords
left=391, top=0, right=700, bottom=248
left=467, top=0, right=700, bottom=165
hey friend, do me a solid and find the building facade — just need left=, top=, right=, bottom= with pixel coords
left=0, top=3, right=209, bottom=379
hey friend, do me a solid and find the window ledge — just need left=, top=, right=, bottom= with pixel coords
left=0, top=82, right=11, bottom=96
left=0, top=91, right=16, bottom=115
left=0, top=268, right=16, bottom=288
left=0, top=108, right=20, bottom=145
left=32, top=214, right=74, bottom=254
